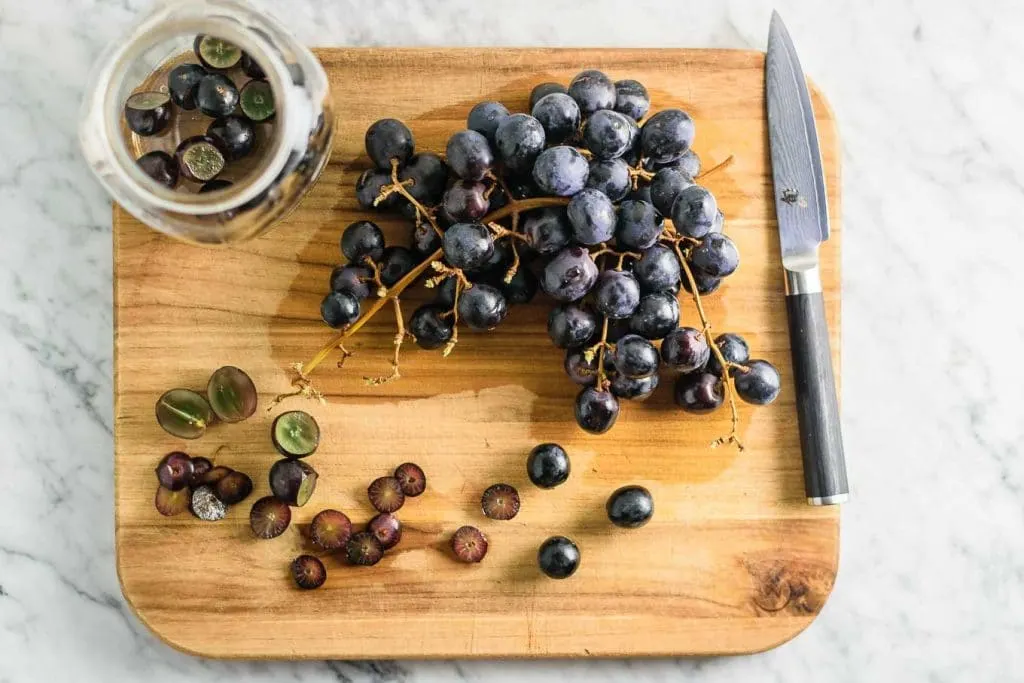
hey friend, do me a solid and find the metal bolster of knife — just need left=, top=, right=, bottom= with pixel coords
left=783, top=265, right=822, bottom=296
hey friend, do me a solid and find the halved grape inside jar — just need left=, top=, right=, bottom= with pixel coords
left=240, top=80, right=275, bottom=122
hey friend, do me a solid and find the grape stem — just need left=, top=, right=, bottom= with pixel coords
left=364, top=296, right=408, bottom=386
left=594, top=316, right=611, bottom=390
left=377, top=159, right=445, bottom=237
left=695, top=155, right=734, bottom=181
left=671, top=240, right=745, bottom=451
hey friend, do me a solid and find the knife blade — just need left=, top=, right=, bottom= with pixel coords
left=766, top=11, right=849, bottom=505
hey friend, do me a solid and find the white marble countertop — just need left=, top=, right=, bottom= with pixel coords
left=2, top=0, right=1021, bottom=680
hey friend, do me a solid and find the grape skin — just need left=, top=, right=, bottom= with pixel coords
left=634, top=245, right=681, bottom=293
left=615, top=199, right=663, bottom=251
left=446, top=129, right=494, bottom=181
left=670, top=185, right=718, bottom=239
left=583, top=110, right=634, bottom=160
left=531, top=93, right=581, bottom=145
left=548, top=304, right=598, bottom=349
left=628, top=292, right=679, bottom=340
left=594, top=270, right=641, bottom=320
left=443, top=223, right=495, bottom=271
left=568, top=70, right=615, bottom=117
left=640, top=109, right=695, bottom=164
left=494, top=114, right=546, bottom=175
left=533, top=146, right=589, bottom=197
left=523, top=208, right=572, bottom=255
left=542, top=246, right=599, bottom=302
left=457, top=283, right=508, bottom=330
left=567, top=188, right=616, bottom=245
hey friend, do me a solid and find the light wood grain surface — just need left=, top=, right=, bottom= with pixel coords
left=113, top=48, right=841, bottom=659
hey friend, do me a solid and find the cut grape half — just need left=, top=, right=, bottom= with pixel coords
left=206, top=366, right=257, bottom=423
left=240, top=80, right=275, bottom=122
left=155, top=388, right=212, bottom=439
left=271, top=410, right=320, bottom=458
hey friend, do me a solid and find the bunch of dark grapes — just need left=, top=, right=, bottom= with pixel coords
left=318, top=69, right=780, bottom=443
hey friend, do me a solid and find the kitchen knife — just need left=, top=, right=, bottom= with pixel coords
left=765, top=11, right=849, bottom=505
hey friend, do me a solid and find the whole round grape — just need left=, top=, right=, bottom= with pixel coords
left=411, top=221, right=441, bottom=259
left=650, top=167, right=694, bottom=216
left=494, top=114, right=546, bottom=175
left=586, top=158, right=630, bottom=202
left=613, top=334, right=659, bottom=378
left=523, top=208, right=571, bottom=255
left=530, top=82, right=567, bottom=110
left=690, top=233, right=740, bottom=278
left=615, top=199, right=663, bottom=250
left=670, top=185, right=718, bottom=239
left=584, top=110, right=633, bottom=160
left=564, top=348, right=598, bottom=386
left=706, top=333, right=750, bottom=377
left=365, top=118, right=414, bottom=169
left=443, top=181, right=489, bottom=222
left=548, top=303, right=598, bottom=349
left=594, top=270, right=641, bottom=319
left=410, top=305, right=454, bottom=350
left=732, top=359, right=781, bottom=405
left=531, top=93, right=581, bottom=145
left=568, top=69, right=615, bottom=117
left=542, top=246, right=599, bottom=302
left=674, top=372, right=723, bottom=413
left=610, top=372, right=659, bottom=401
left=443, top=222, right=494, bottom=270
left=527, top=443, right=571, bottom=489
left=532, top=146, right=589, bottom=197
left=628, top=292, right=679, bottom=340
left=355, top=169, right=396, bottom=210
left=641, top=109, right=695, bottom=164
left=613, top=79, right=650, bottom=121
left=634, top=245, right=681, bottom=293
left=341, top=220, right=385, bottom=263
left=497, top=267, right=538, bottom=305
left=321, top=290, right=360, bottom=328
left=379, top=246, right=416, bottom=287
left=467, top=101, right=509, bottom=144
left=567, top=188, right=616, bottom=245
left=399, top=152, right=448, bottom=205
left=575, top=387, right=619, bottom=434
left=606, top=485, right=654, bottom=527
left=661, top=327, right=710, bottom=373
left=330, top=264, right=372, bottom=300
left=446, top=129, right=494, bottom=181
left=457, top=283, right=508, bottom=330
left=681, top=269, right=722, bottom=295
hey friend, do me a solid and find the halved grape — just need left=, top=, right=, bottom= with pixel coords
left=240, top=80, right=275, bottom=122
left=155, top=389, right=212, bottom=439
left=206, top=366, right=257, bottom=423
left=271, top=410, right=320, bottom=458
left=194, top=35, right=242, bottom=71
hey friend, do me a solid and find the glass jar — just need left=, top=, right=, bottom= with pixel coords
left=80, top=0, right=334, bottom=244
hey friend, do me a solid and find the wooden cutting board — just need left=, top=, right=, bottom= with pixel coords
left=113, top=48, right=841, bottom=659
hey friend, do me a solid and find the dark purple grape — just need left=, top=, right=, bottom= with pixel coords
left=523, top=208, right=571, bottom=255
left=615, top=200, right=663, bottom=250
left=345, top=531, right=384, bottom=566
left=575, top=387, right=619, bottom=434
left=196, top=74, right=239, bottom=118
left=732, top=360, right=781, bottom=405
left=594, top=270, right=641, bottom=319
left=443, top=222, right=494, bottom=270
left=365, top=118, right=414, bottom=169
left=399, top=152, right=448, bottom=206
left=681, top=270, right=721, bottom=295
left=368, top=512, right=402, bottom=549
left=249, top=496, right=291, bottom=539
left=670, top=185, right=718, bottom=239
left=564, top=348, right=598, bottom=386
left=690, top=233, right=739, bottom=278
left=641, top=109, right=695, bottom=164
left=548, top=303, right=598, bottom=349
left=411, top=221, right=442, bottom=259
left=674, top=372, right=724, bottom=413
left=505, top=174, right=540, bottom=199
left=584, top=110, right=633, bottom=160
left=206, top=115, right=255, bottom=161
left=330, top=264, right=373, bottom=300
left=379, top=246, right=416, bottom=287
left=494, top=114, right=546, bottom=175
left=155, top=452, right=194, bottom=491
left=635, top=245, right=681, bottom=293
left=320, top=290, right=360, bottom=328
left=527, top=443, right=571, bottom=489
left=175, top=135, right=225, bottom=183
left=410, top=304, right=454, bottom=350
left=445, top=130, right=494, bottom=181
left=567, top=188, right=616, bottom=245
left=443, top=181, right=489, bottom=223
left=189, top=457, right=213, bottom=486
left=674, top=149, right=701, bottom=178
left=530, top=82, right=568, bottom=110
left=457, top=283, right=508, bottom=330
left=531, top=93, right=581, bottom=145
left=498, top=267, right=538, bottom=305
left=568, top=69, right=615, bottom=117
left=341, top=220, right=385, bottom=263
left=167, top=63, right=206, bottom=110
left=606, top=485, right=654, bottom=528
left=467, top=101, right=510, bottom=144
left=613, top=334, right=659, bottom=378
left=585, top=158, right=631, bottom=202
left=355, top=170, right=396, bottom=210
left=706, top=333, right=750, bottom=377
left=310, top=509, right=352, bottom=550
left=606, top=319, right=632, bottom=345
left=240, top=52, right=265, bottom=79
left=451, top=525, right=488, bottom=563
left=124, top=92, right=171, bottom=136
left=613, top=79, right=650, bottom=121
left=367, top=476, right=405, bottom=513
left=542, top=246, right=599, bottom=302
left=291, top=554, right=326, bottom=590
left=214, top=471, right=253, bottom=505
left=137, top=151, right=178, bottom=189
left=434, top=276, right=458, bottom=309
left=532, top=146, right=589, bottom=196
left=481, top=483, right=520, bottom=520
left=610, top=372, right=659, bottom=401
left=394, top=462, right=426, bottom=497
left=629, top=292, right=679, bottom=340
left=650, top=167, right=694, bottom=216
left=661, top=327, right=710, bottom=372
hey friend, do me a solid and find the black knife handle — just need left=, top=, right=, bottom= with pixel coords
left=785, top=281, right=849, bottom=505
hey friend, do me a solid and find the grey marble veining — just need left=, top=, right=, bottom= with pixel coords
left=1, top=0, right=1022, bottom=680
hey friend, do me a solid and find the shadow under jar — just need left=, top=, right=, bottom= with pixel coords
left=79, top=0, right=334, bottom=244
